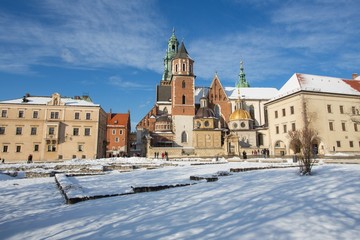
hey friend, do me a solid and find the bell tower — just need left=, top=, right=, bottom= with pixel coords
left=171, top=41, right=195, bottom=147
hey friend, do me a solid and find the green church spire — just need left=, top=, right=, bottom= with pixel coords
left=236, top=61, right=250, bottom=88
left=162, top=28, right=179, bottom=82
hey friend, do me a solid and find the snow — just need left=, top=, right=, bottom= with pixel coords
left=1, top=157, right=360, bottom=239
left=225, top=87, right=279, bottom=100
left=273, top=73, right=360, bottom=100
left=0, top=96, right=99, bottom=106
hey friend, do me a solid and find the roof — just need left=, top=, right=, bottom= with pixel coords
left=174, top=42, right=191, bottom=59
left=107, top=113, right=130, bottom=126
left=229, top=109, right=251, bottom=121
left=0, top=96, right=100, bottom=106
left=194, top=87, right=209, bottom=104
left=225, top=87, right=278, bottom=100
left=272, top=73, right=360, bottom=100
left=156, top=85, right=171, bottom=102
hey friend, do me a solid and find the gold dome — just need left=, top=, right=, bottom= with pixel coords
left=229, top=109, right=251, bottom=121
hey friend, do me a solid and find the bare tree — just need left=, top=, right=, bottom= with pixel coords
left=288, top=97, right=318, bottom=175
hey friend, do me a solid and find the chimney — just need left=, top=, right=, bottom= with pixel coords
left=352, top=73, right=358, bottom=79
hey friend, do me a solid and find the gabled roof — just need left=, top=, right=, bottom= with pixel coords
left=225, top=87, right=278, bottom=100
left=209, top=74, right=229, bottom=101
left=107, top=113, right=130, bottom=126
left=272, top=73, right=360, bottom=100
left=174, top=42, right=191, bottom=59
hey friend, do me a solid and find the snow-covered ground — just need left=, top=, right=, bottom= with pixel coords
left=1, top=158, right=359, bottom=239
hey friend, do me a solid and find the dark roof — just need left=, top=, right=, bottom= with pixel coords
left=157, top=85, right=172, bottom=102
left=174, top=42, right=190, bottom=59
left=195, top=107, right=216, bottom=119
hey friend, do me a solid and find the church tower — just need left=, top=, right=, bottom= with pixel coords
left=161, top=29, right=179, bottom=84
left=236, top=61, right=250, bottom=88
left=171, top=41, right=195, bottom=147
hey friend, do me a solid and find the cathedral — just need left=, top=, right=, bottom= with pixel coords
left=136, top=30, right=360, bottom=158
left=136, top=30, right=278, bottom=158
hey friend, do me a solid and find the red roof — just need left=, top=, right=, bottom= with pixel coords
left=343, top=79, right=360, bottom=92
left=107, top=113, right=130, bottom=126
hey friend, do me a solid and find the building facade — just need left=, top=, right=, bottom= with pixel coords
left=0, top=93, right=107, bottom=162
left=265, top=73, right=360, bottom=156
left=106, top=111, right=131, bottom=157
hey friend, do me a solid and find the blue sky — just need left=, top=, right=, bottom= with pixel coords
left=1, top=0, right=359, bottom=130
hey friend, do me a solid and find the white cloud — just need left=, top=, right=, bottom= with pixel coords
left=0, top=0, right=166, bottom=74
left=108, top=75, right=152, bottom=90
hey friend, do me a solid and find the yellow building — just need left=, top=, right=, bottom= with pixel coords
left=0, top=93, right=107, bottom=162
left=265, top=73, right=360, bottom=156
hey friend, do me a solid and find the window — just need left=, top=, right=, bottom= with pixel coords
left=78, top=145, right=83, bottom=152
left=34, top=144, right=39, bottom=152
left=1, top=110, right=7, bottom=118
left=120, top=130, right=123, bottom=135
left=329, top=122, right=334, bottom=131
left=276, top=126, right=279, bottom=134
left=349, top=141, right=354, bottom=148
left=275, top=110, right=278, bottom=118
left=33, top=111, right=39, bottom=119
left=327, top=105, right=332, bottom=113
left=0, top=127, right=5, bottom=135
left=182, top=63, right=186, bottom=71
left=84, top=128, right=91, bottom=136
left=182, top=95, right=186, bottom=104
left=3, top=145, right=8, bottom=152
left=16, top=127, right=22, bottom=135
left=50, top=112, right=59, bottom=119
left=182, top=80, right=186, bottom=88
left=352, top=106, right=356, bottom=115
left=181, top=131, right=187, bottom=143
left=282, top=108, right=286, bottom=117
left=18, top=110, right=24, bottom=118
left=339, top=105, right=344, bottom=114
left=73, top=128, right=79, bottom=136
left=86, top=113, right=91, bottom=120
left=290, top=106, right=294, bottom=115
left=16, top=145, right=21, bottom=153
left=31, top=127, right=37, bottom=135
left=48, top=127, right=55, bottom=135
left=112, top=129, right=116, bottom=135
left=291, top=122, right=296, bottom=131
left=74, top=112, right=80, bottom=120
left=355, top=123, right=358, bottom=132
left=283, top=124, right=287, bottom=133
left=204, top=121, right=210, bottom=127
left=115, top=137, right=119, bottom=143
left=233, top=123, right=238, bottom=129
left=341, top=122, right=346, bottom=131
left=47, top=144, right=56, bottom=152
left=336, top=141, right=341, bottom=148
left=175, top=64, right=178, bottom=72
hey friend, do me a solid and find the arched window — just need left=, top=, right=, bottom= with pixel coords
left=181, top=131, right=187, bottom=143
left=182, top=95, right=186, bottom=104
left=175, top=64, right=178, bottom=72
left=214, top=104, right=221, bottom=118
left=182, top=80, right=186, bottom=88
left=182, top=63, right=186, bottom=71
left=250, top=105, right=255, bottom=120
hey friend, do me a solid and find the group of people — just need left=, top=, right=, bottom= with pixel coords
left=250, top=149, right=270, bottom=158
left=154, top=151, right=169, bottom=160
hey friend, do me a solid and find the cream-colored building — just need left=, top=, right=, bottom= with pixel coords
left=265, top=73, right=360, bottom=156
left=0, top=93, right=107, bottom=162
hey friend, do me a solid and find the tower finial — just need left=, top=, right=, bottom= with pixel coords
left=236, top=60, right=250, bottom=88
left=172, top=27, right=175, bottom=34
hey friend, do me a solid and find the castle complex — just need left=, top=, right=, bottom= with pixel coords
left=136, top=30, right=360, bottom=158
